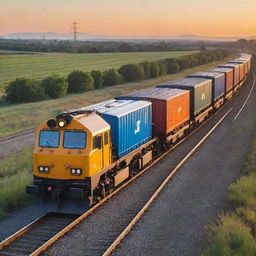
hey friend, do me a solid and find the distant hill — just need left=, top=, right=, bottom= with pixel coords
left=0, top=32, right=254, bottom=41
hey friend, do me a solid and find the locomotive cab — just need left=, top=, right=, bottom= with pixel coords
left=26, top=112, right=112, bottom=200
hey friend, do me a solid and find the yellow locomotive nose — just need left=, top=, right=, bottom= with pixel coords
left=27, top=113, right=111, bottom=199
left=34, top=152, right=85, bottom=179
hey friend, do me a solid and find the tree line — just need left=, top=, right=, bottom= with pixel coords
left=0, top=39, right=203, bottom=53
left=5, top=50, right=230, bottom=103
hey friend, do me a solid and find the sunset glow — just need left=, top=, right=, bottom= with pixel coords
left=1, top=0, right=256, bottom=37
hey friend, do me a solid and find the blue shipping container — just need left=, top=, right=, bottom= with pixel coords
left=80, top=99, right=152, bottom=159
left=187, top=71, right=225, bottom=101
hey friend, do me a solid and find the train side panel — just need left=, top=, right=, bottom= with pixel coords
left=80, top=99, right=152, bottom=159
left=207, top=67, right=234, bottom=93
left=187, top=71, right=225, bottom=101
left=116, top=87, right=190, bottom=135
left=157, top=78, right=212, bottom=117
left=218, top=63, right=240, bottom=87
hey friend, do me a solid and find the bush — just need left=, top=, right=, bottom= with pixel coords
left=139, top=61, right=151, bottom=79
left=236, top=207, right=256, bottom=238
left=203, top=215, right=256, bottom=256
left=149, top=62, right=161, bottom=78
left=67, top=70, right=94, bottom=93
left=103, top=69, right=122, bottom=86
left=164, top=58, right=180, bottom=74
left=118, top=64, right=144, bottom=82
left=5, top=78, right=45, bottom=103
left=228, top=172, right=256, bottom=209
left=42, top=75, right=67, bottom=99
left=158, top=60, right=168, bottom=76
left=243, top=138, right=256, bottom=174
left=91, top=70, right=104, bottom=89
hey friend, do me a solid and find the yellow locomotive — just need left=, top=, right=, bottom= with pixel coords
left=27, top=100, right=155, bottom=204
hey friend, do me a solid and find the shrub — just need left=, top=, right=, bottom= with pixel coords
left=103, top=69, right=122, bottom=86
left=5, top=78, right=45, bottom=103
left=228, top=172, right=256, bottom=208
left=149, top=62, right=161, bottom=78
left=67, top=70, right=94, bottom=93
left=139, top=61, right=151, bottom=79
left=236, top=207, right=256, bottom=238
left=164, top=58, right=180, bottom=74
left=243, top=137, right=256, bottom=174
left=176, top=58, right=184, bottom=71
left=157, top=60, right=168, bottom=76
left=91, top=70, right=104, bottom=89
left=118, top=64, right=144, bottom=82
left=203, top=215, right=256, bottom=256
left=42, top=75, right=67, bottom=99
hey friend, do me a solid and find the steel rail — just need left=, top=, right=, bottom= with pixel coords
left=0, top=213, right=79, bottom=256
left=0, top=128, right=36, bottom=143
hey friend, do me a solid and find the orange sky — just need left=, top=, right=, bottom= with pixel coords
left=0, top=0, right=255, bottom=37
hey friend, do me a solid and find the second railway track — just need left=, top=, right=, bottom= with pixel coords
left=0, top=128, right=35, bottom=144
left=0, top=213, right=79, bottom=256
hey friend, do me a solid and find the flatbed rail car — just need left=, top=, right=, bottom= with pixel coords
left=26, top=54, right=252, bottom=204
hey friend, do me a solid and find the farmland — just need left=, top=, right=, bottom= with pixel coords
left=0, top=51, right=195, bottom=93
left=0, top=58, right=232, bottom=136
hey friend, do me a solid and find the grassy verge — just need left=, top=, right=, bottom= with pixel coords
left=0, top=58, right=231, bottom=137
left=202, top=138, right=256, bottom=256
left=0, top=147, right=33, bottom=218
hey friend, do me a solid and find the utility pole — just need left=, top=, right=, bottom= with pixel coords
left=71, top=21, right=79, bottom=54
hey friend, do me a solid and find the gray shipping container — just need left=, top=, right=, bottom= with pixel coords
left=157, top=78, right=212, bottom=117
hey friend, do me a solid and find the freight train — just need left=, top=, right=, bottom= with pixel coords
left=26, top=54, right=252, bottom=205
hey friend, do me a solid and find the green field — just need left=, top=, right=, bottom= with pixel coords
left=0, top=58, right=232, bottom=137
left=0, top=51, right=195, bottom=92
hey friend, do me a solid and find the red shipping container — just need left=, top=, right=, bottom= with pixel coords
left=116, top=87, right=190, bottom=135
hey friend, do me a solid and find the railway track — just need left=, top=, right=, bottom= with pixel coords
left=0, top=128, right=35, bottom=144
left=0, top=104, right=234, bottom=256
left=0, top=213, right=79, bottom=256
left=0, top=74, right=252, bottom=256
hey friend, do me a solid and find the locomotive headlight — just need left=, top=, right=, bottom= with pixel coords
left=70, top=168, right=82, bottom=175
left=58, top=120, right=66, bottom=128
left=38, top=166, right=49, bottom=172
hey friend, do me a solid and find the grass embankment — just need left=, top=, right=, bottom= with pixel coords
left=0, top=51, right=194, bottom=93
left=0, top=58, right=231, bottom=137
left=203, top=138, right=256, bottom=256
left=0, top=147, right=33, bottom=217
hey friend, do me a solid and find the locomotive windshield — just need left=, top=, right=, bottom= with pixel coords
left=39, top=130, right=60, bottom=148
left=63, top=131, right=87, bottom=149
